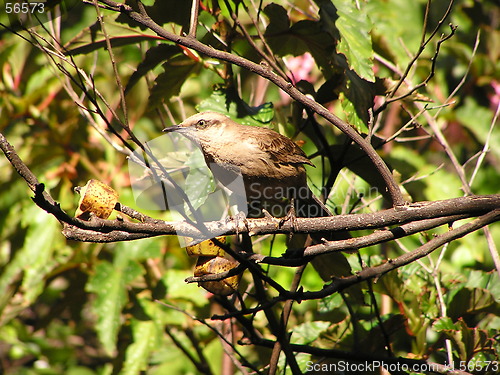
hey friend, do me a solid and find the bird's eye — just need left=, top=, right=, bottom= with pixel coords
left=196, top=119, right=207, bottom=128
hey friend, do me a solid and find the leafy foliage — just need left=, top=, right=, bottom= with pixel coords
left=0, top=0, right=499, bottom=374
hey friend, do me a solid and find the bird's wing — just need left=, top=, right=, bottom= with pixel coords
left=250, top=129, right=315, bottom=166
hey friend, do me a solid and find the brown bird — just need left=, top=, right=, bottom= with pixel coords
left=163, top=111, right=354, bottom=281
left=163, top=111, right=331, bottom=219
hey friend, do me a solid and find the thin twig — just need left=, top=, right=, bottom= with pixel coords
left=223, top=0, right=288, bottom=81
left=380, top=0, right=455, bottom=110
left=382, top=24, right=457, bottom=109
left=157, top=301, right=263, bottom=374
left=188, top=0, right=199, bottom=38
left=240, top=0, right=288, bottom=79
left=299, top=209, right=500, bottom=301
left=253, top=337, right=473, bottom=375
left=214, top=209, right=500, bottom=317
left=268, top=261, right=307, bottom=375
left=249, top=266, right=302, bottom=374
left=468, top=34, right=492, bottom=187
left=92, top=0, right=129, bottom=127
left=164, top=326, right=212, bottom=374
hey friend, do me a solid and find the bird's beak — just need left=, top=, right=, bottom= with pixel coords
left=162, top=124, right=184, bottom=133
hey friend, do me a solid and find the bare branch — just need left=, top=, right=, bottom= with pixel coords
left=56, top=195, right=500, bottom=243
left=223, top=0, right=288, bottom=81
left=3, top=128, right=493, bottom=244
left=294, top=209, right=500, bottom=302
left=384, top=24, right=457, bottom=106
left=188, top=0, right=199, bottom=38
left=210, top=209, right=500, bottom=319
left=379, top=0, right=455, bottom=111
left=252, top=337, right=473, bottom=375
left=92, top=0, right=129, bottom=127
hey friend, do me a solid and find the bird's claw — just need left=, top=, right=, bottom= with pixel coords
left=227, top=211, right=249, bottom=236
left=279, top=200, right=299, bottom=235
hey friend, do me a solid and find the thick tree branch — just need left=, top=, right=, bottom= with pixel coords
left=252, top=337, right=472, bottom=375
left=252, top=214, right=469, bottom=267
left=211, top=209, right=500, bottom=319
left=288, top=209, right=500, bottom=302
left=187, top=214, right=470, bottom=286
left=2, top=130, right=498, bottom=247
left=57, top=194, right=500, bottom=243
left=3, top=130, right=496, bottom=245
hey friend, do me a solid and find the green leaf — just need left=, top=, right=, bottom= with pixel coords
left=65, top=36, right=159, bottom=56
left=366, top=0, right=422, bottom=66
left=122, top=320, right=158, bottom=375
left=456, top=97, right=498, bottom=159
left=113, top=238, right=162, bottom=267
left=0, top=207, right=63, bottom=305
left=464, top=270, right=500, bottom=302
left=197, top=89, right=274, bottom=126
left=318, top=292, right=344, bottom=313
left=449, top=287, right=498, bottom=320
left=433, top=316, right=457, bottom=331
left=161, top=270, right=208, bottom=308
left=145, top=0, right=192, bottom=28
left=184, top=152, right=216, bottom=211
left=264, top=3, right=335, bottom=74
left=251, top=102, right=275, bottom=123
left=291, top=321, right=331, bottom=345
left=433, top=318, right=492, bottom=361
left=344, top=68, right=375, bottom=130
left=327, top=0, right=375, bottom=82
left=149, top=55, right=199, bottom=108
left=26, top=67, right=59, bottom=95
left=21, top=208, right=63, bottom=302
left=338, top=92, right=368, bottom=133
left=86, top=262, right=128, bottom=355
left=264, top=3, right=289, bottom=36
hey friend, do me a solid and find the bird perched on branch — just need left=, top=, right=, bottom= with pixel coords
left=163, top=111, right=353, bottom=281
left=163, top=111, right=331, bottom=219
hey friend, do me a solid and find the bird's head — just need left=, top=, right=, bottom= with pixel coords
left=162, top=112, right=231, bottom=143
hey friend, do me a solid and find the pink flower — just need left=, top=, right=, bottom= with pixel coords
left=489, top=80, right=500, bottom=112
left=279, top=53, right=316, bottom=104
left=285, top=52, right=315, bottom=84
